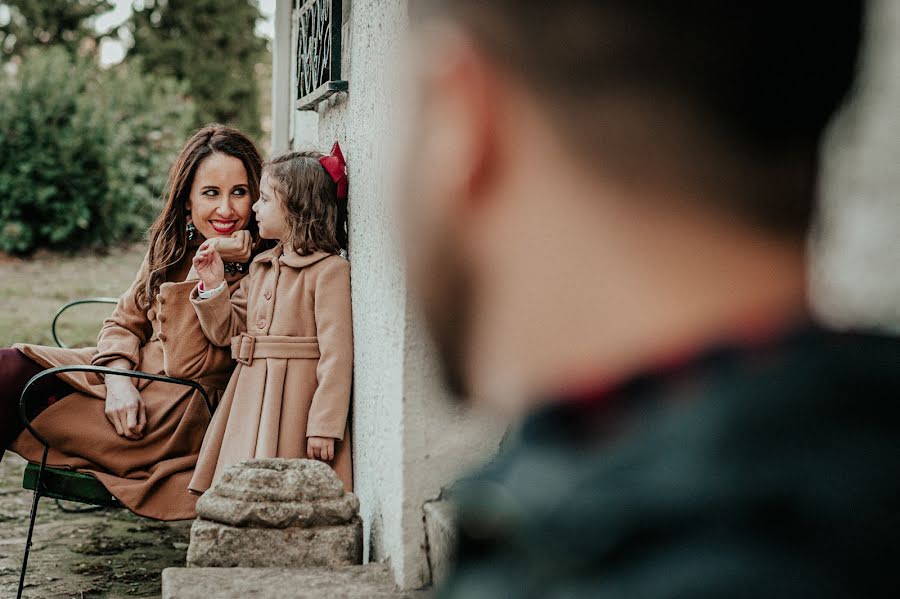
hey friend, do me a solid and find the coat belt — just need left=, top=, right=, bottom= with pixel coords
left=231, top=333, right=320, bottom=366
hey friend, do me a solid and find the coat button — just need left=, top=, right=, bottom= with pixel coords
left=157, top=313, right=167, bottom=323
left=156, top=294, right=165, bottom=305
left=158, top=332, right=168, bottom=342
left=257, top=319, right=267, bottom=329
left=264, top=290, right=272, bottom=300
left=147, top=308, right=156, bottom=320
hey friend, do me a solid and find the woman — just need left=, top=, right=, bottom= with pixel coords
left=0, top=124, right=264, bottom=520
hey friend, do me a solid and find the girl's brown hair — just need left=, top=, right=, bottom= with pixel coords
left=134, top=124, right=263, bottom=309
left=265, top=150, right=348, bottom=255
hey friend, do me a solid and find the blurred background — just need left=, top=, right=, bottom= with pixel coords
left=0, top=0, right=275, bottom=253
left=0, top=0, right=275, bottom=348
left=812, top=0, right=900, bottom=332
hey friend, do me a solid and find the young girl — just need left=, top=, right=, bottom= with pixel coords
left=187, top=143, right=353, bottom=494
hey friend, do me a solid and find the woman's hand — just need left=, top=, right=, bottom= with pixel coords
left=307, top=437, right=336, bottom=462
left=209, top=230, right=252, bottom=264
left=105, top=374, right=146, bottom=440
left=193, top=241, right=225, bottom=291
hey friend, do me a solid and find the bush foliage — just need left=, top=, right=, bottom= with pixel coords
left=0, top=47, right=195, bottom=253
left=130, top=0, right=267, bottom=139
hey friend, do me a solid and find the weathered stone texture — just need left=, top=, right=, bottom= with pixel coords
left=210, top=458, right=345, bottom=503
left=197, top=490, right=360, bottom=529
left=187, top=518, right=362, bottom=568
left=187, top=459, right=363, bottom=569
left=423, top=500, right=457, bottom=586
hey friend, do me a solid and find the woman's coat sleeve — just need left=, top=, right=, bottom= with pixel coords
left=92, top=252, right=152, bottom=369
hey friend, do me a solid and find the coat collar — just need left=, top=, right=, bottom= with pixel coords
left=252, top=243, right=333, bottom=269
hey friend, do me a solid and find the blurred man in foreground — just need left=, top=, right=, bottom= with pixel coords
left=398, top=1, right=900, bottom=597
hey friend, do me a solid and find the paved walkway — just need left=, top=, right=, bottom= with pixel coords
left=0, top=452, right=191, bottom=598
left=163, top=565, right=431, bottom=598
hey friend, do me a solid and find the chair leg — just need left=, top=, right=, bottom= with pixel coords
left=17, top=448, right=47, bottom=599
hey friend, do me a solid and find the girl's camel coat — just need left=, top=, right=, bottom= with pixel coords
left=188, top=245, right=353, bottom=494
left=10, top=248, right=244, bottom=520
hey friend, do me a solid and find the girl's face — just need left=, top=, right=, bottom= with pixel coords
left=253, top=172, right=290, bottom=241
left=187, top=153, right=253, bottom=239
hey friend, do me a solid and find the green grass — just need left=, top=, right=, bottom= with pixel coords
left=0, top=244, right=146, bottom=348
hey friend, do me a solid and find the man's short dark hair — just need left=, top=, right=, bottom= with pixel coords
left=412, top=1, right=864, bottom=237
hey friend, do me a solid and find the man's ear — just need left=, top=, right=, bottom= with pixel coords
left=449, top=33, right=498, bottom=219
left=420, top=27, right=499, bottom=222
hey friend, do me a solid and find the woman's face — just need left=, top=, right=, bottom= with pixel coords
left=187, top=152, right=253, bottom=239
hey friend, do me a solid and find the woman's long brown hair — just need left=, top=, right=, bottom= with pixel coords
left=134, top=124, right=263, bottom=310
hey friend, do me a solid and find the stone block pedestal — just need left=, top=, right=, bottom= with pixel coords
left=187, top=459, right=363, bottom=568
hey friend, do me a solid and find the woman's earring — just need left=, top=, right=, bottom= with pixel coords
left=186, top=221, right=196, bottom=241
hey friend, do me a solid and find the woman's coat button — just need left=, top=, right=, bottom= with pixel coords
left=264, top=290, right=272, bottom=300
left=156, top=294, right=165, bottom=304
left=147, top=309, right=156, bottom=320
left=257, top=319, right=267, bottom=329
left=158, top=332, right=168, bottom=342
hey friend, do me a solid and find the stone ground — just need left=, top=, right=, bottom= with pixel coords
left=0, top=453, right=191, bottom=599
left=162, top=565, right=430, bottom=599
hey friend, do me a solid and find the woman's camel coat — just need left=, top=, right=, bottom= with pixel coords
left=188, top=245, right=353, bottom=494
left=10, top=246, right=245, bottom=520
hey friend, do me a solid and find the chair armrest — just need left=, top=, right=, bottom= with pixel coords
left=51, top=298, right=119, bottom=348
left=19, top=365, right=214, bottom=449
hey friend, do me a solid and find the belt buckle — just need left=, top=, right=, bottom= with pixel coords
left=236, top=332, right=255, bottom=366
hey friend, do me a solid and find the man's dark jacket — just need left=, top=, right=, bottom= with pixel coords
left=442, top=326, right=900, bottom=598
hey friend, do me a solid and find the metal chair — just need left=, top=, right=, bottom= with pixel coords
left=50, top=297, right=119, bottom=349
left=47, top=297, right=119, bottom=515
left=16, top=298, right=214, bottom=599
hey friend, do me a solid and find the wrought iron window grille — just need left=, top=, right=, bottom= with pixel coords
left=295, top=0, right=347, bottom=110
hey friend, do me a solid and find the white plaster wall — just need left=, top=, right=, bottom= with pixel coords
left=401, top=312, right=506, bottom=587
left=312, top=0, right=410, bottom=583
left=291, top=0, right=414, bottom=587
left=813, top=0, right=900, bottom=331
left=291, top=111, right=319, bottom=148
left=288, top=0, right=505, bottom=589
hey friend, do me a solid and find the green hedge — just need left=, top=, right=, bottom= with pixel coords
left=0, top=47, right=196, bottom=253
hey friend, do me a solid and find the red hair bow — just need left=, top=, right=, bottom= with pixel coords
left=318, top=141, right=348, bottom=200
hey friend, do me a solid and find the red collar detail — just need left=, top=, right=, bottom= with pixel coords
left=557, top=313, right=809, bottom=409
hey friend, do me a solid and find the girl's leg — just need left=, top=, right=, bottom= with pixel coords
left=0, top=348, right=75, bottom=453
